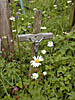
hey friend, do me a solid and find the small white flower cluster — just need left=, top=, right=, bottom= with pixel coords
left=41, top=50, right=46, bottom=54
left=2, top=36, right=7, bottom=39
left=12, top=30, right=16, bottom=32
left=63, top=32, right=69, bottom=35
left=9, top=16, right=15, bottom=21
left=43, top=71, right=47, bottom=76
left=31, top=71, right=47, bottom=79
left=47, top=41, right=54, bottom=47
left=30, top=56, right=47, bottom=79
left=40, top=27, right=47, bottom=30
left=54, top=5, right=57, bottom=9
left=32, top=16, right=34, bottom=19
left=21, top=18, right=24, bottom=21
left=10, top=40, right=13, bottom=42
left=67, top=0, right=72, bottom=4
left=41, top=41, right=54, bottom=54
left=31, top=73, right=38, bottom=79
left=23, top=29, right=27, bottom=31
left=66, top=6, right=68, bottom=8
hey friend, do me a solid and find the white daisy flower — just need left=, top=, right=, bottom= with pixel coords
left=32, top=16, right=34, bottom=19
left=67, top=0, right=72, bottom=4
left=66, top=6, right=68, bottom=8
left=12, top=30, right=16, bottom=32
left=31, top=73, right=38, bottom=79
left=9, top=16, right=15, bottom=21
left=41, top=27, right=47, bottom=30
left=54, top=5, right=57, bottom=9
left=10, top=40, right=13, bottom=42
left=30, top=56, right=43, bottom=67
left=24, top=29, right=27, bottom=31
left=21, top=18, right=24, bottom=21
left=54, top=5, right=57, bottom=7
left=43, top=71, right=47, bottom=76
left=41, top=50, right=46, bottom=54
left=47, top=41, right=54, bottom=47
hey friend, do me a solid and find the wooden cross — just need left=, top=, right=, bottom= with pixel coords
left=17, top=10, right=53, bottom=76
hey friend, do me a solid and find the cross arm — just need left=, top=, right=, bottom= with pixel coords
left=17, top=33, right=53, bottom=42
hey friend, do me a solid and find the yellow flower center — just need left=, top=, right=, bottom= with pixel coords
left=35, top=59, right=39, bottom=63
left=34, top=75, right=36, bottom=78
left=43, top=51, right=45, bottom=53
left=49, top=42, right=51, bottom=45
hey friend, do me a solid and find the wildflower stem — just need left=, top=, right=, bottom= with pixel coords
left=0, top=79, right=10, bottom=99
left=13, top=0, right=24, bottom=89
left=19, top=61, right=24, bottom=89
left=0, top=72, right=10, bottom=99
left=13, top=0, right=20, bottom=57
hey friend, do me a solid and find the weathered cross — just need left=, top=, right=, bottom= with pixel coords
left=17, top=10, right=53, bottom=76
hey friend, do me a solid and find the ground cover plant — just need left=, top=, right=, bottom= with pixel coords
left=0, top=0, right=75, bottom=100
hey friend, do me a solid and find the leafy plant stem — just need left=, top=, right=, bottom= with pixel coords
left=0, top=72, right=10, bottom=99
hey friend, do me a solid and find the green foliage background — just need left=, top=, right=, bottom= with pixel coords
left=0, top=0, right=75, bottom=100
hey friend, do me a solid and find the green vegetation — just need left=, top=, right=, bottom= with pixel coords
left=0, top=0, right=75, bottom=100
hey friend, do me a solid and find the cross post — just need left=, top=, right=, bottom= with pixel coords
left=17, top=9, right=53, bottom=76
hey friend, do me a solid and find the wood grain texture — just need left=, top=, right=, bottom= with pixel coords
left=29, top=10, right=41, bottom=76
left=0, top=0, right=13, bottom=53
left=17, top=10, right=53, bottom=76
left=18, top=33, right=53, bottom=42
left=33, top=10, right=41, bottom=34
